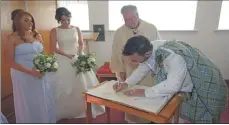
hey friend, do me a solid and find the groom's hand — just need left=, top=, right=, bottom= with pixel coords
left=113, top=82, right=128, bottom=92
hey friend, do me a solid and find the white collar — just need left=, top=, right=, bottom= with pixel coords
left=140, top=53, right=156, bottom=71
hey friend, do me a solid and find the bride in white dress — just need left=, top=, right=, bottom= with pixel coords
left=50, top=7, right=105, bottom=121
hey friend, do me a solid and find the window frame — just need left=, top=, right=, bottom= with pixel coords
left=218, top=1, right=229, bottom=30
left=56, top=0, right=90, bottom=31
left=108, top=1, right=198, bottom=31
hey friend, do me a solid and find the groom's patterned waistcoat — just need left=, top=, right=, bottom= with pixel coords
left=154, top=40, right=228, bottom=123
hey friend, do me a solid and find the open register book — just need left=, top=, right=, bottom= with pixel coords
left=86, top=80, right=174, bottom=114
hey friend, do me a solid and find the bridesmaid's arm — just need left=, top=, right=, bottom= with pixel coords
left=5, top=36, right=42, bottom=78
left=35, top=33, right=47, bottom=54
left=76, top=27, right=84, bottom=54
left=50, top=28, right=74, bottom=59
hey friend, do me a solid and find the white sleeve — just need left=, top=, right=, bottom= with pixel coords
left=125, top=63, right=151, bottom=85
left=145, top=53, right=188, bottom=98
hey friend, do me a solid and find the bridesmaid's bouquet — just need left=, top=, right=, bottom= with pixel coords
left=33, top=52, right=58, bottom=75
left=71, top=53, right=96, bottom=74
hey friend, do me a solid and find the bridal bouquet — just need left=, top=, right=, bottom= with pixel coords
left=33, top=52, right=58, bottom=75
left=71, top=53, right=96, bottom=74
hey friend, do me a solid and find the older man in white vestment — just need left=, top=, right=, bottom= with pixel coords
left=113, top=35, right=228, bottom=123
left=110, top=5, right=161, bottom=123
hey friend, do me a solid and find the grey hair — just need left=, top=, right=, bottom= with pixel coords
left=120, top=5, right=138, bottom=15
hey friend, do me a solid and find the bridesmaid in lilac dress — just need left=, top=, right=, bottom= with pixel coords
left=1, top=112, right=8, bottom=123
left=4, top=11, right=56, bottom=123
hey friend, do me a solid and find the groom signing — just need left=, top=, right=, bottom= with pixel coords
left=113, top=35, right=228, bottom=123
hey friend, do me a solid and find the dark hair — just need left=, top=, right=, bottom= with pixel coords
left=121, top=5, right=138, bottom=14
left=11, top=9, right=24, bottom=20
left=13, top=11, right=38, bottom=37
left=55, top=7, right=71, bottom=23
left=11, top=9, right=24, bottom=32
left=122, top=35, right=153, bottom=56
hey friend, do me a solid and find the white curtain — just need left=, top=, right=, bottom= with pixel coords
left=57, top=0, right=89, bottom=30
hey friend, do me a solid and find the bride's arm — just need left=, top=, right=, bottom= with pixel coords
left=50, top=28, right=74, bottom=59
left=76, top=27, right=84, bottom=54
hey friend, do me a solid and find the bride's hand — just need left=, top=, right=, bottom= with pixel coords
left=78, top=52, right=84, bottom=55
left=66, top=54, right=74, bottom=59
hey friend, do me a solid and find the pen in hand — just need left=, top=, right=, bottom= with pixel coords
left=114, top=77, right=122, bottom=92
left=115, top=77, right=119, bottom=90
left=117, top=77, right=120, bottom=83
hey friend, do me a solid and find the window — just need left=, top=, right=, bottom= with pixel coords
left=218, top=1, right=229, bottom=30
left=108, top=1, right=197, bottom=30
left=57, top=1, right=89, bottom=30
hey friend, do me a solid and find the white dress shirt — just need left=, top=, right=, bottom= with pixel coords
left=125, top=41, right=193, bottom=98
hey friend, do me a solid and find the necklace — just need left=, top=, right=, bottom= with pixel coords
left=132, top=29, right=138, bottom=35
left=129, top=20, right=141, bottom=35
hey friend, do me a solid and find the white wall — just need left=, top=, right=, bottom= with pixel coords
left=87, top=1, right=229, bottom=79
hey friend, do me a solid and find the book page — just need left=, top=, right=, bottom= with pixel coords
left=86, top=80, right=173, bottom=114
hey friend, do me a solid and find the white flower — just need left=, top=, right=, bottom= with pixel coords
left=46, top=63, right=51, bottom=68
left=89, top=58, right=95, bottom=62
left=92, top=58, right=95, bottom=62
left=80, top=52, right=85, bottom=55
left=81, top=61, right=86, bottom=65
left=73, top=54, right=79, bottom=60
left=35, top=59, right=40, bottom=65
left=53, top=62, right=58, bottom=69
left=71, top=55, right=78, bottom=64
left=46, top=57, right=52, bottom=62
left=38, top=65, right=45, bottom=70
